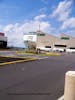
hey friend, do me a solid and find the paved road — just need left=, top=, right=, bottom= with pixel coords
left=0, top=53, right=75, bottom=100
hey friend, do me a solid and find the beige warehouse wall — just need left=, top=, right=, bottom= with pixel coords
left=24, top=32, right=75, bottom=50
left=60, top=34, right=75, bottom=48
left=37, top=33, right=59, bottom=48
left=37, top=33, right=75, bottom=49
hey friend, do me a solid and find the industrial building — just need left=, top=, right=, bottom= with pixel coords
left=0, top=32, right=7, bottom=48
left=23, top=31, right=75, bottom=52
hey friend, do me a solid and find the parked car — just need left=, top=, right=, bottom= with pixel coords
left=52, top=47, right=65, bottom=52
left=66, top=48, right=75, bottom=53
left=37, top=47, right=52, bottom=52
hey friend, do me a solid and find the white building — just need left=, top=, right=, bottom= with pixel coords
left=23, top=31, right=75, bottom=52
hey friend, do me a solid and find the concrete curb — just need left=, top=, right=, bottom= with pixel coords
left=0, top=55, right=30, bottom=59
left=0, top=58, right=37, bottom=66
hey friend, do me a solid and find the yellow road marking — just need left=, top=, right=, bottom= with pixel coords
left=0, top=58, right=37, bottom=66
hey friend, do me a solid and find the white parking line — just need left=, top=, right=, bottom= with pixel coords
left=57, top=95, right=64, bottom=100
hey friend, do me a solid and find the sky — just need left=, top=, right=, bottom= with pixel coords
left=0, top=0, right=75, bottom=47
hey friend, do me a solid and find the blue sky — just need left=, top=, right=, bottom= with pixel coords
left=0, top=0, right=63, bottom=24
left=0, top=0, right=75, bottom=47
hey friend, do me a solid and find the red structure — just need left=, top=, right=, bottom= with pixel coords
left=0, top=32, right=5, bottom=36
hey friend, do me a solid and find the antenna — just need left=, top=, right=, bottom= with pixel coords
left=37, top=23, right=41, bottom=33
left=39, top=24, right=40, bottom=31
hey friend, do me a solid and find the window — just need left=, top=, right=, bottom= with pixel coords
left=61, top=37, right=70, bottom=40
left=70, top=47, right=75, bottom=49
left=54, top=44, right=67, bottom=47
left=37, top=34, right=45, bottom=36
left=45, top=46, right=51, bottom=48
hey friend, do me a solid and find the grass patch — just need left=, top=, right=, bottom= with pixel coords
left=38, top=52, right=61, bottom=56
left=16, top=50, right=36, bottom=55
left=16, top=50, right=61, bottom=56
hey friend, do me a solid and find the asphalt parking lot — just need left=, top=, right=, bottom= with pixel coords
left=0, top=51, right=75, bottom=100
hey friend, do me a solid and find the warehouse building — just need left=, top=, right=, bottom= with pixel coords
left=23, top=31, right=75, bottom=52
left=0, top=32, right=7, bottom=48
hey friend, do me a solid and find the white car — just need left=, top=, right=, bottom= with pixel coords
left=37, top=47, right=52, bottom=52
left=66, top=48, right=75, bottom=53
left=53, top=47, right=64, bottom=52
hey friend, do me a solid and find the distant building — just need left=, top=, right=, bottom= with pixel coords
left=0, top=32, right=7, bottom=48
left=23, top=31, right=75, bottom=52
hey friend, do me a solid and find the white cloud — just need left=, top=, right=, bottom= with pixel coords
left=39, top=7, right=47, bottom=14
left=67, top=30, right=75, bottom=35
left=3, top=24, right=14, bottom=32
left=3, top=23, right=24, bottom=47
left=61, top=17, right=75, bottom=29
left=50, top=0, right=75, bottom=33
left=2, top=15, right=51, bottom=47
left=51, top=0, right=73, bottom=21
left=34, top=14, right=46, bottom=20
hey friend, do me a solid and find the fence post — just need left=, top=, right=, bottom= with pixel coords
left=64, top=71, right=75, bottom=100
